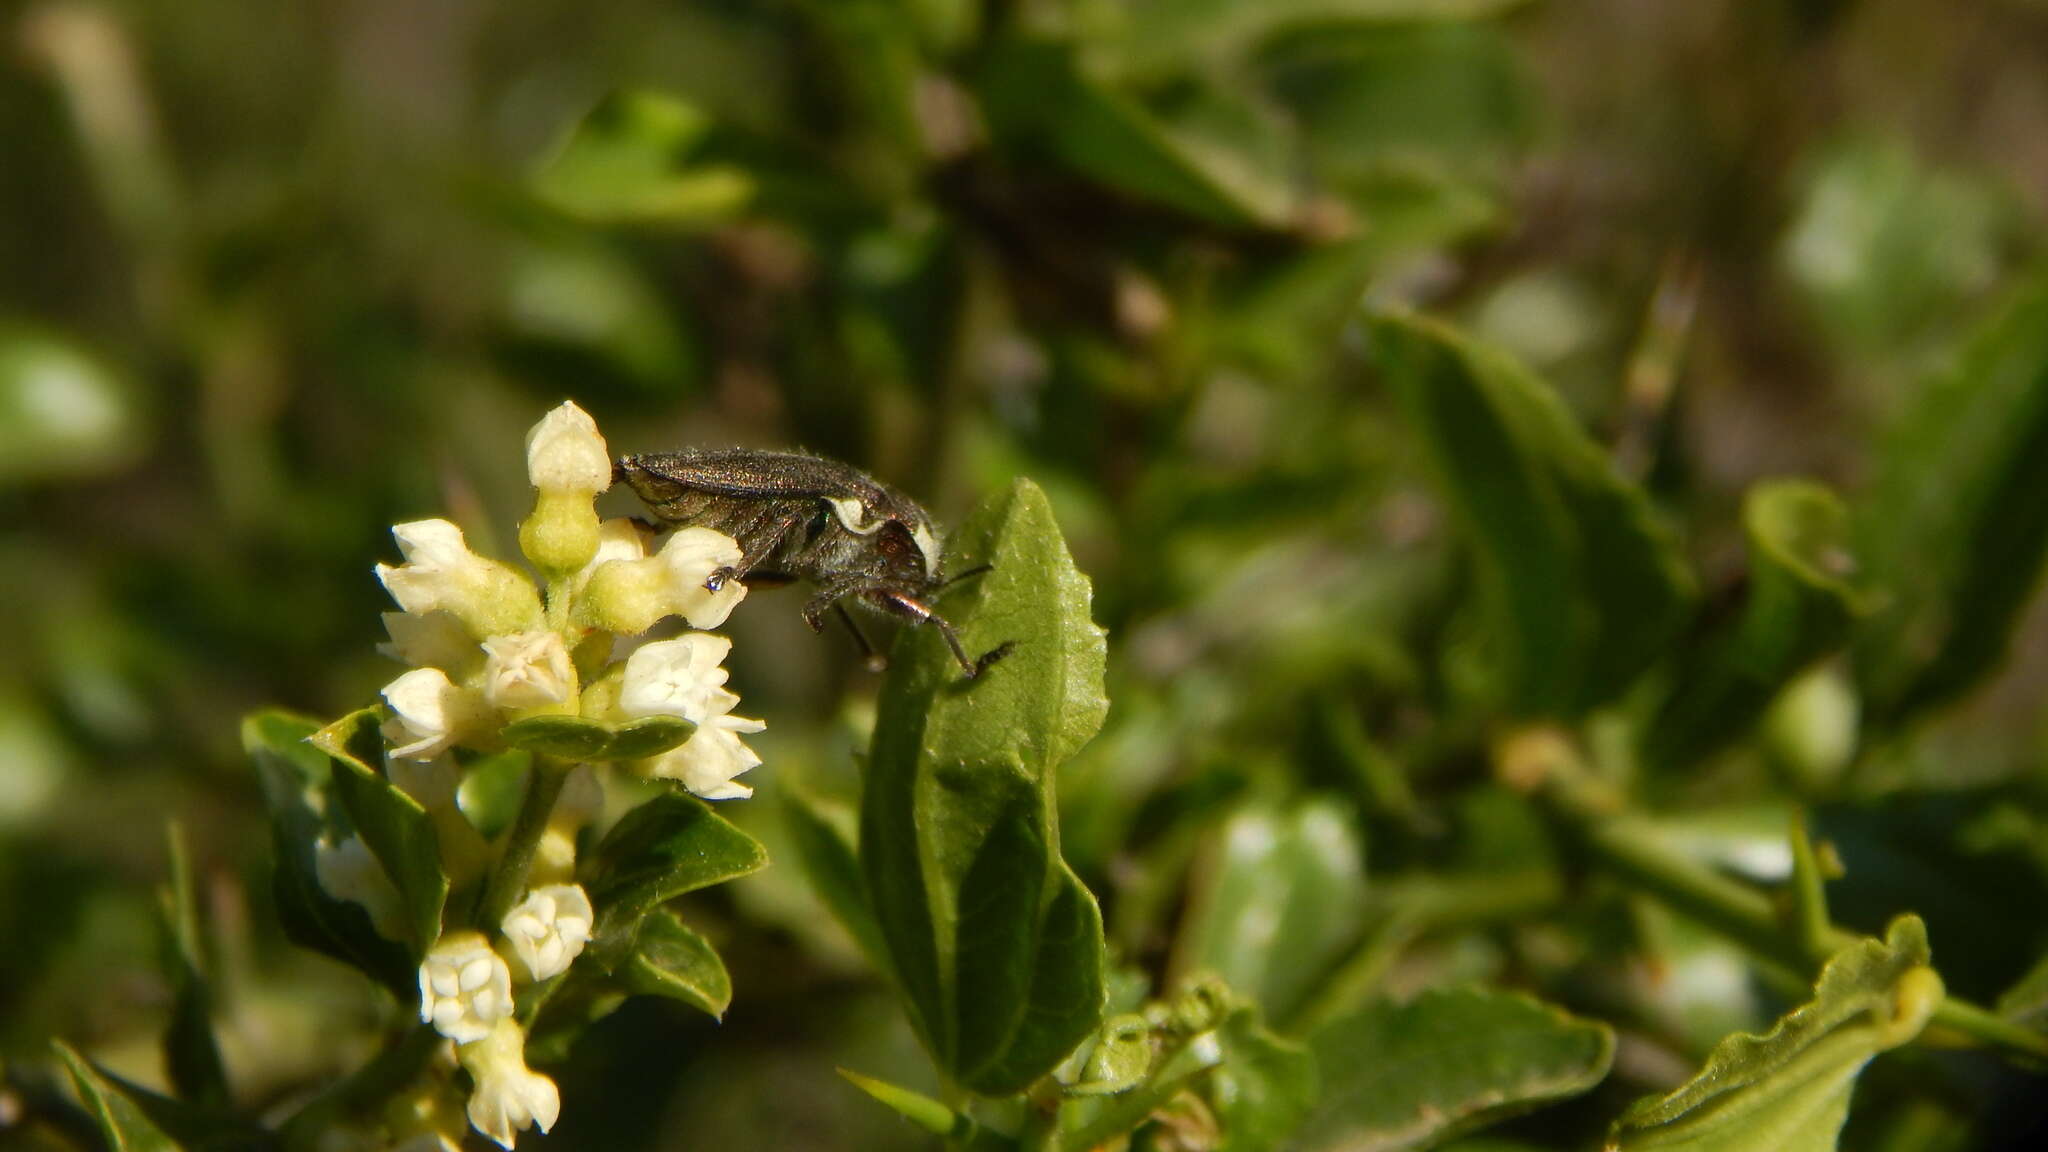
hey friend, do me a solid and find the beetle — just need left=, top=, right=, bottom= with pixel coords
left=613, top=449, right=1009, bottom=677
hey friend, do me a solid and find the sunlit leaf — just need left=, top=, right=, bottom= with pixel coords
left=1608, top=916, right=1943, bottom=1152
left=862, top=478, right=1110, bottom=1095
left=312, top=709, right=448, bottom=955
left=583, top=792, right=767, bottom=967
left=1368, top=311, right=1694, bottom=717
left=500, top=713, right=695, bottom=762
left=243, top=710, right=413, bottom=991
left=623, top=910, right=732, bottom=1020
left=1178, top=799, right=1366, bottom=1026
left=1298, top=986, right=1614, bottom=1151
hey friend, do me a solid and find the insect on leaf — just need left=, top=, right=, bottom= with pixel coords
left=861, top=478, right=1111, bottom=1095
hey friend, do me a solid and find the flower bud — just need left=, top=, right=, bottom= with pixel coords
left=524, top=401, right=610, bottom=495
left=418, top=931, right=514, bottom=1044
left=377, top=520, right=543, bottom=639
left=481, top=630, right=575, bottom=712
left=458, top=1018, right=560, bottom=1150
left=578, top=527, right=746, bottom=636
left=499, top=884, right=594, bottom=982
left=519, top=403, right=610, bottom=575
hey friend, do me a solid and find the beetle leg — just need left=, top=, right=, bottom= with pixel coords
left=802, top=578, right=865, bottom=633
left=937, top=562, right=993, bottom=590
left=708, top=507, right=808, bottom=592
left=877, top=591, right=1011, bottom=678
left=833, top=603, right=887, bottom=672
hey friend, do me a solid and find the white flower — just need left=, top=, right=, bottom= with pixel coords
left=620, top=634, right=765, bottom=800
left=480, top=630, right=574, bottom=711
left=313, top=836, right=405, bottom=941
left=378, top=610, right=480, bottom=674
left=620, top=634, right=737, bottom=721
left=459, top=1019, right=560, bottom=1150
left=382, top=668, right=497, bottom=760
left=377, top=520, right=542, bottom=638
left=579, top=527, right=747, bottom=635
left=500, top=884, right=594, bottom=982
left=525, top=401, right=611, bottom=494
left=644, top=720, right=765, bottom=800
left=418, top=931, right=515, bottom=1043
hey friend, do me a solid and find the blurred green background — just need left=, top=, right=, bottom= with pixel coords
left=5, top=0, right=2048, bottom=1148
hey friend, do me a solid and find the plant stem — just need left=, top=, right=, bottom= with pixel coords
left=475, top=755, right=572, bottom=931
left=1548, top=775, right=2048, bottom=1062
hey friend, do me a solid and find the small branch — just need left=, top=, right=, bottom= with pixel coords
left=1548, top=772, right=2048, bottom=1062
left=474, top=756, right=572, bottom=931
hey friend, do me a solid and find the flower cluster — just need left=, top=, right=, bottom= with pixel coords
left=313, top=402, right=769, bottom=1149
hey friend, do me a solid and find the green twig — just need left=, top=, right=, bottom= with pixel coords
left=474, top=755, right=572, bottom=931
left=1551, top=781, right=2048, bottom=1062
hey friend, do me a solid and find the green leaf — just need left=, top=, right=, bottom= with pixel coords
left=312, top=709, right=448, bottom=955
left=243, top=710, right=413, bottom=990
left=1298, top=986, right=1614, bottom=1151
left=837, top=1069, right=1015, bottom=1149
left=1645, top=481, right=1864, bottom=768
left=1369, top=311, right=1694, bottom=717
left=622, top=910, right=732, bottom=1020
left=54, top=1042, right=181, bottom=1152
left=582, top=792, right=768, bottom=967
left=1854, top=269, right=2048, bottom=721
left=1609, top=916, right=1944, bottom=1152
left=782, top=787, right=886, bottom=965
left=1212, top=1006, right=1318, bottom=1152
left=977, top=40, right=1290, bottom=228
left=1178, top=799, right=1366, bottom=1027
left=157, top=825, right=228, bottom=1109
left=500, top=713, right=696, bottom=761
left=861, top=478, right=1110, bottom=1095
left=531, top=90, right=752, bottom=226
